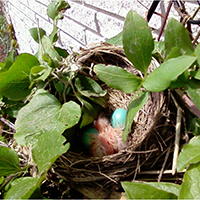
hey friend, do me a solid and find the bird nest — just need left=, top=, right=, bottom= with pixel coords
left=52, top=43, right=176, bottom=198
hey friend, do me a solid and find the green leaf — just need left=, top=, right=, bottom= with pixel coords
left=89, top=96, right=107, bottom=108
left=0, top=63, right=4, bottom=71
left=1, top=59, right=12, bottom=73
left=166, top=47, right=183, bottom=60
left=29, top=28, right=46, bottom=43
left=3, top=99, right=24, bottom=118
left=170, top=70, right=189, bottom=89
left=55, top=46, right=69, bottom=58
left=195, top=43, right=200, bottom=66
left=185, top=79, right=200, bottom=110
left=49, top=26, right=58, bottom=43
left=152, top=41, right=165, bottom=63
left=0, top=50, right=16, bottom=72
left=0, top=176, right=5, bottom=184
left=145, top=182, right=180, bottom=197
left=29, top=187, right=44, bottom=199
left=54, top=80, right=64, bottom=94
left=75, top=75, right=107, bottom=97
left=106, top=31, right=123, bottom=46
left=121, top=181, right=177, bottom=199
left=177, top=136, right=200, bottom=172
left=42, top=53, right=59, bottom=69
left=80, top=106, right=95, bottom=128
left=179, top=161, right=200, bottom=199
left=47, top=0, right=70, bottom=21
left=191, top=69, right=200, bottom=80
left=41, top=35, right=62, bottom=62
left=94, top=64, right=142, bottom=93
left=0, top=53, right=40, bottom=100
left=143, top=55, right=196, bottom=92
left=188, top=117, right=200, bottom=136
left=0, top=146, right=21, bottom=177
left=165, top=18, right=194, bottom=57
left=15, top=89, right=81, bottom=145
left=123, top=90, right=149, bottom=142
left=76, top=94, right=99, bottom=128
left=30, top=65, right=52, bottom=82
left=122, top=10, right=154, bottom=75
left=30, top=65, right=46, bottom=76
left=32, top=130, right=70, bottom=173
left=7, top=49, right=16, bottom=64
left=4, top=177, right=39, bottom=199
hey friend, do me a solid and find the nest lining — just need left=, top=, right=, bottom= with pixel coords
left=52, top=43, right=176, bottom=196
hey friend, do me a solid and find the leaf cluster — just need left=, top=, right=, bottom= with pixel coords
left=100, top=11, right=200, bottom=144
left=0, top=0, right=110, bottom=197
left=102, top=10, right=200, bottom=199
left=0, top=0, right=103, bottom=198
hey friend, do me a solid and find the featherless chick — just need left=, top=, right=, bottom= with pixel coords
left=90, top=114, right=127, bottom=157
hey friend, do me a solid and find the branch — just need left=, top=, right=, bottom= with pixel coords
left=175, top=88, right=200, bottom=119
left=0, top=117, right=16, bottom=132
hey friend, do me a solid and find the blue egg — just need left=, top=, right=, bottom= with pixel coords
left=82, top=127, right=98, bottom=151
left=111, top=108, right=127, bottom=129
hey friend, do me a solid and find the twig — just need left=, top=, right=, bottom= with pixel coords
left=153, top=131, right=164, bottom=151
left=127, top=151, right=153, bottom=178
left=172, top=106, right=182, bottom=175
left=2, top=130, right=15, bottom=134
left=138, top=169, right=186, bottom=175
left=191, top=5, right=200, bottom=19
left=151, top=146, right=171, bottom=168
left=137, top=0, right=166, bottom=20
left=23, top=86, right=37, bottom=103
left=158, top=1, right=173, bottom=41
left=192, top=29, right=200, bottom=45
left=0, top=117, right=16, bottom=132
left=174, top=1, right=190, bottom=26
left=0, top=141, right=8, bottom=147
left=158, top=143, right=171, bottom=181
left=1, top=171, right=21, bottom=188
left=124, top=148, right=158, bottom=154
left=99, top=171, right=118, bottom=184
left=133, top=153, right=141, bottom=180
left=175, top=88, right=200, bottom=119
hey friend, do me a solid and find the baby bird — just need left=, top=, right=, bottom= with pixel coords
left=89, top=115, right=127, bottom=157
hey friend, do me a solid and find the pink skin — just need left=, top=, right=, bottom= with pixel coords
left=90, top=116, right=126, bottom=157
left=90, top=134, right=115, bottom=157
left=93, top=116, right=110, bottom=132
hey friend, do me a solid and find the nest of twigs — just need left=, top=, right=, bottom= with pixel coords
left=52, top=43, right=177, bottom=199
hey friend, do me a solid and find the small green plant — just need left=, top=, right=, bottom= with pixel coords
left=0, top=0, right=107, bottom=198
left=101, top=10, right=200, bottom=199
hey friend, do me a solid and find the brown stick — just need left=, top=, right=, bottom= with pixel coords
left=175, top=88, right=200, bottom=119
left=158, top=1, right=173, bottom=41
